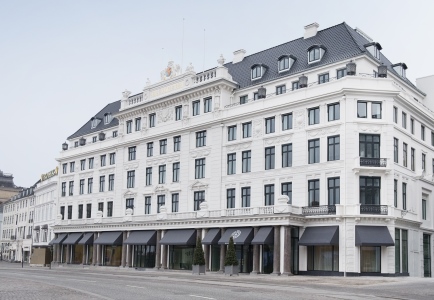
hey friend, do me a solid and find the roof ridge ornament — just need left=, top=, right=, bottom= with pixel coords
left=217, top=54, right=225, bottom=66
left=122, top=89, right=131, bottom=100
left=160, top=61, right=181, bottom=81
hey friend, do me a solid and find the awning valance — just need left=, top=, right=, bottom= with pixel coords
left=160, top=229, right=196, bottom=246
left=49, top=233, right=68, bottom=245
left=218, top=227, right=253, bottom=245
left=124, top=231, right=157, bottom=245
left=94, top=231, right=123, bottom=246
left=299, top=226, right=339, bottom=246
left=62, top=233, right=83, bottom=245
left=251, top=227, right=274, bottom=245
left=202, top=229, right=221, bottom=245
left=78, top=233, right=94, bottom=245
left=355, top=226, right=394, bottom=246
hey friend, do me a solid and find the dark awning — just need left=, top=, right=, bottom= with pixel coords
left=124, top=231, right=157, bottom=245
left=355, top=226, right=394, bottom=246
left=62, top=233, right=83, bottom=245
left=299, top=226, right=339, bottom=246
left=49, top=233, right=68, bottom=245
left=41, top=224, right=48, bottom=229
left=218, top=227, right=254, bottom=245
left=160, top=229, right=196, bottom=246
left=34, top=226, right=40, bottom=231
left=251, top=227, right=274, bottom=245
left=202, top=229, right=221, bottom=245
left=78, top=233, right=94, bottom=245
left=94, top=231, right=123, bottom=246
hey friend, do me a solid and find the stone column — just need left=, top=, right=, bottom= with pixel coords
left=219, top=228, right=226, bottom=272
left=96, top=244, right=101, bottom=265
left=161, top=230, right=167, bottom=269
left=121, top=231, right=127, bottom=267
left=52, top=244, right=57, bottom=263
left=127, top=244, right=133, bottom=267
left=82, top=245, right=86, bottom=265
left=92, top=233, right=98, bottom=265
left=272, top=225, right=281, bottom=275
left=56, top=243, right=61, bottom=263
left=203, top=229, right=210, bottom=271
left=251, top=227, right=260, bottom=274
left=155, top=230, right=161, bottom=269
left=282, top=226, right=293, bottom=276
left=65, top=245, right=70, bottom=264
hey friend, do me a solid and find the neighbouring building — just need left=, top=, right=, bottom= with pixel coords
left=52, top=22, right=434, bottom=277
left=0, top=170, right=22, bottom=205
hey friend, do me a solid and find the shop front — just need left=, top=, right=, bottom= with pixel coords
left=94, top=231, right=123, bottom=267
left=62, top=233, right=84, bottom=264
left=218, top=227, right=254, bottom=273
left=202, top=228, right=221, bottom=272
left=78, top=233, right=94, bottom=265
left=160, top=229, right=196, bottom=270
left=49, top=233, right=68, bottom=263
left=251, top=226, right=274, bottom=274
left=124, top=230, right=156, bottom=268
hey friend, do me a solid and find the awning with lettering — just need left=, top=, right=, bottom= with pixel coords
left=218, top=227, right=254, bottom=245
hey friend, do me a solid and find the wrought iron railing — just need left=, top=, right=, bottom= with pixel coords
left=360, top=157, right=387, bottom=167
left=302, top=205, right=336, bottom=216
left=360, top=205, right=388, bottom=215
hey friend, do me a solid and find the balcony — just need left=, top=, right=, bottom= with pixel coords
left=302, top=205, right=336, bottom=216
left=360, top=205, right=388, bottom=215
left=360, top=157, right=387, bottom=167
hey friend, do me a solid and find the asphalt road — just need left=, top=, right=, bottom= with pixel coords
left=0, top=262, right=433, bottom=300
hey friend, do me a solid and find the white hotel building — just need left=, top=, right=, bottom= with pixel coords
left=52, top=22, right=434, bottom=277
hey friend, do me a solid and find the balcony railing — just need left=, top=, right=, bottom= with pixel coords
left=10, top=235, right=16, bottom=240
left=360, top=157, right=387, bottom=167
left=302, top=205, right=336, bottom=216
left=360, top=205, right=388, bottom=215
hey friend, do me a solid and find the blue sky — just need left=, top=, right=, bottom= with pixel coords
left=1, top=0, right=433, bottom=187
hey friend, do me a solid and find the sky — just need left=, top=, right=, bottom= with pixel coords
left=1, top=0, right=433, bottom=188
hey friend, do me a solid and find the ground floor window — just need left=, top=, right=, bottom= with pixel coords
left=360, top=246, right=381, bottom=273
left=71, top=244, right=83, bottom=264
left=307, top=245, right=339, bottom=271
left=262, top=244, right=273, bottom=274
left=169, top=246, right=194, bottom=270
left=423, top=234, right=431, bottom=277
left=291, top=227, right=299, bottom=275
left=84, top=245, right=93, bottom=265
left=61, top=245, right=67, bottom=263
left=133, top=245, right=156, bottom=268
left=395, top=229, right=408, bottom=274
left=102, top=245, right=122, bottom=266
left=235, top=245, right=253, bottom=273
left=210, top=244, right=220, bottom=272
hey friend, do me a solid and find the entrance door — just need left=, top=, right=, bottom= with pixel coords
left=235, top=245, right=252, bottom=273
left=423, top=234, right=431, bottom=277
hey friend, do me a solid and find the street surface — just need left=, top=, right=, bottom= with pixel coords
left=0, top=262, right=433, bottom=299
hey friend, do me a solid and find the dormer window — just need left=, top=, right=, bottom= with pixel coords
left=277, top=55, right=296, bottom=72
left=104, top=113, right=113, bottom=124
left=90, top=117, right=101, bottom=129
left=392, top=63, right=407, bottom=78
left=251, top=65, right=262, bottom=80
left=364, top=42, right=382, bottom=60
left=307, top=45, right=326, bottom=64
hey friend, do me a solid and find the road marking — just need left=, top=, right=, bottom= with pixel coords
left=126, top=285, right=146, bottom=289
left=189, top=295, right=215, bottom=300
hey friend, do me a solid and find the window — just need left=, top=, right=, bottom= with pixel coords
left=60, top=206, right=65, bottom=220
left=100, top=155, right=106, bottom=167
left=196, top=131, right=206, bottom=147
left=328, top=177, right=340, bottom=205
left=251, top=65, right=262, bottom=79
left=403, top=143, right=408, bottom=167
left=281, top=182, right=292, bottom=204
left=145, top=196, right=151, bottom=214
left=422, top=153, right=426, bottom=171
left=357, top=101, right=367, bottom=118
left=410, top=118, right=414, bottom=134
left=70, top=162, right=75, bottom=173
left=108, top=174, right=114, bottom=191
left=147, top=142, right=153, bottom=157
left=241, top=187, right=251, bottom=207
left=328, top=136, right=340, bottom=161
left=227, top=153, right=236, bottom=175
left=371, top=102, right=382, bottom=119
left=88, top=157, right=94, bottom=169
left=126, top=120, right=132, bottom=134
left=308, top=48, right=320, bottom=62
left=292, top=81, right=299, bottom=90
left=308, top=139, right=320, bottom=164
left=80, top=159, right=85, bottom=171
left=67, top=206, right=72, bottom=220
left=195, top=158, right=205, bottom=179
left=79, top=179, right=85, bottom=195
left=337, top=68, right=346, bottom=79
left=308, top=107, right=320, bottom=125
left=160, top=139, right=167, bottom=154
left=157, top=195, right=165, bottom=213
left=127, top=170, right=135, bottom=188
left=128, top=146, right=136, bottom=161
left=265, top=117, right=275, bottom=134
left=172, top=162, right=180, bottom=182
left=69, top=181, right=74, bottom=196
left=264, top=184, right=274, bottom=206
left=360, top=177, right=381, bottom=205
left=402, top=112, right=407, bottom=129
left=61, top=182, right=66, bottom=197
left=149, top=113, right=156, bottom=127
left=394, top=180, right=398, bottom=207
left=99, top=176, right=105, bottom=192
left=98, top=202, right=104, bottom=213
left=158, top=165, right=166, bottom=184
left=86, top=204, right=91, bottom=218
left=278, top=56, right=290, bottom=71
left=328, top=103, right=340, bottom=121
left=92, top=136, right=97, bottom=143
left=318, top=73, right=329, bottom=84
left=308, top=179, right=320, bottom=206
left=432, top=132, right=434, bottom=146
left=228, top=125, right=237, bottom=141
left=193, top=100, right=200, bottom=116
left=282, top=143, right=292, bottom=168
left=145, top=167, right=152, bottom=186
left=173, top=136, right=181, bottom=152
left=265, top=146, right=275, bottom=170
left=78, top=204, right=83, bottom=219
left=62, top=163, right=67, bottom=174
left=242, top=150, right=251, bottom=173
left=242, top=122, right=252, bottom=138
left=109, top=152, right=116, bottom=165
left=240, top=95, right=248, bottom=104
left=253, top=92, right=259, bottom=100
left=421, top=125, right=425, bottom=141
left=112, top=131, right=118, bottom=138
left=135, top=118, right=141, bottom=131
left=394, top=138, right=399, bottom=163
left=204, top=97, right=212, bottom=113
left=91, top=118, right=100, bottom=129
left=87, top=178, right=93, bottom=194
left=172, top=193, right=179, bottom=212
left=411, top=148, right=415, bottom=171
left=393, top=107, right=398, bottom=123
left=227, top=189, right=235, bottom=208
left=104, top=113, right=112, bottom=124
left=359, top=134, right=380, bottom=158
left=126, top=198, right=134, bottom=210
left=194, top=191, right=205, bottom=211
left=276, top=85, right=286, bottom=95
left=402, top=183, right=407, bottom=210
left=107, top=201, right=113, bottom=217
left=373, top=70, right=378, bottom=78
left=175, top=105, right=182, bottom=120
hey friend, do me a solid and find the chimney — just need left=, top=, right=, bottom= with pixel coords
left=233, top=49, right=246, bottom=64
left=304, top=23, right=319, bottom=39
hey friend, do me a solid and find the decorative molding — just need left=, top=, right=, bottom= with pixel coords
left=158, top=107, right=174, bottom=123
left=123, top=190, right=137, bottom=198
left=227, top=141, right=252, bottom=152
left=124, top=162, right=139, bottom=170
left=264, top=134, right=293, bottom=146
left=154, top=185, right=169, bottom=195
left=190, top=180, right=209, bottom=191
left=307, top=125, right=340, bottom=137
left=60, top=175, right=75, bottom=181
left=146, top=154, right=180, bottom=166
left=253, top=119, right=262, bottom=138
left=99, top=167, right=116, bottom=175
left=294, top=109, right=305, bottom=130
left=358, top=124, right=381, bottom=133
left=190, top=148, right=211, bottom=158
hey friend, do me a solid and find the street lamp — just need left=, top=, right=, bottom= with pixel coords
left=49, top=245, right=53, bottom=269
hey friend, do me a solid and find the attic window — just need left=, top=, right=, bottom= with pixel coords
left=307, top=45, right=326, bottom=64
left=91, top=117, right=101, bottom=129
left=251, top=65, right=263, bottom=80
left=104, top=113, right=113, bottom=124
left=392, top=63, right=407, bottom=78
left=278, top=55, right=296, bottom=72
left=364, top=42, right=382, bottom=60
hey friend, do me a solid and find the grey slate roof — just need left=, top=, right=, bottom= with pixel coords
left=68, top=100, right=121, bottom=140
